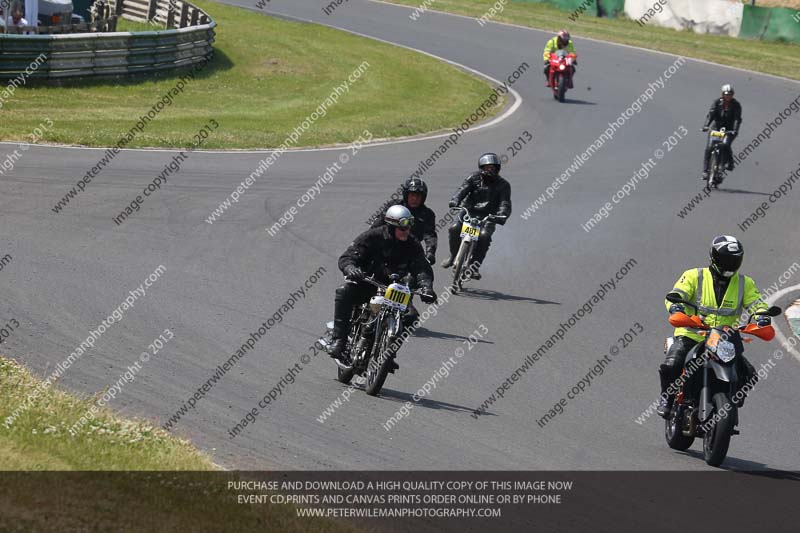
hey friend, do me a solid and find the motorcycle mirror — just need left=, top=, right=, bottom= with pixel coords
left=665, top=292, right=683, bottom=304
left=767, top=306, right=782, bottom=317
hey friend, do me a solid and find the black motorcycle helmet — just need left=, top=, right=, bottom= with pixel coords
left=709, top=235, right=743, bottom=278
left=402, top=177, right=428, bottom=204
left=478, top=152, right=501, bottom=180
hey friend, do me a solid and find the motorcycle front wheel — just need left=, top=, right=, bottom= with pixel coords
left=365, top=324, right=394, bottom=396
left=703, top=392, right=735, bottom=467
left=708, top=151, right=719, bottom=189
left=558, top=74, right=567, bottom=102
left=452, top=240, right=471, bottom=293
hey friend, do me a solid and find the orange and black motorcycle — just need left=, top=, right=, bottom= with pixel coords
left=663, top=292, right=781, bottom=467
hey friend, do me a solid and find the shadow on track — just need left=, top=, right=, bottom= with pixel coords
left=715, top=187, right=771, bottom=197
left=412, top=327, right=494, bottom=343
left=564, top=98, right=596, bottom=105
left=681, top=450, right=800, bottom=478
left=456, top=287, right=561, bottom=304
left=379, top=388, right=481, bottom=414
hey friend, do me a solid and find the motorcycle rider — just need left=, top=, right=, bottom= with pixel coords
left=657, top=235, right=768, bottom=418
left=440, top=153, right=511, bottom=281
left=370, top=178, right=437, bottom=327
left=543, top=30, right=576, bottom=88
left=702, top=84, right=742, bottom=179
left=329, top=205, right=437, bottom=367
left=370, top=177, right=437, bottom=266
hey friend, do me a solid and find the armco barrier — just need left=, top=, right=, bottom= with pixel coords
left=739, top=5, right=800, bottom=43
left=513, top=0, right=799, bottom=43
left=0, top=0, right=215, bottom=79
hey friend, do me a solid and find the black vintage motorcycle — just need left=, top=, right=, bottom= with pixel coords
left=320, top=274, right=424, bottom=396
left=705, top=128, right=729, bottom=189
left=663, top=292, right=780, bottom=467
left=449, top=206, right=506, bottom=293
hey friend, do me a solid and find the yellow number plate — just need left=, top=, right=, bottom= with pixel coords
left=711, top=131, right=726, bottom=138
left=384, top=286, right=411, bottom=307
left=461, top=223, right=480, bottom=239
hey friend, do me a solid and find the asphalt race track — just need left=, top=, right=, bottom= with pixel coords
left=1, top=0, right=799, bottom=472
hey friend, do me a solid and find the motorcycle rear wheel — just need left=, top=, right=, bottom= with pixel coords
left=336, top=314, right=362, bottom=384
left=703, top=392, right=735, bottom=467
left=665, top=405, right=694, bottom=451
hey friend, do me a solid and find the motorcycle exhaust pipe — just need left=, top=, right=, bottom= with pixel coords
left=334, top=358, right=353, bottom=371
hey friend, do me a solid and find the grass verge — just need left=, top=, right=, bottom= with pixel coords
left=0, top=355, right=213, bottom=470
left=386, top=0, right=800, bottom=81
left=0, top=0, right=500, bottom=149
left=0, top=356, right=355, bottom=531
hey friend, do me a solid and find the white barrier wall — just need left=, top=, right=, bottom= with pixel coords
left=624, top=0, right=744, bottom=37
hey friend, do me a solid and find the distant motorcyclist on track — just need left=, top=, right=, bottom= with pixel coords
left=329, top=205, right=436, bottom=366
left=657, top=235, right=768, bottom=419
left=440, top=153, right=511, bottom=281
left=543, top=30, right=576, bottom=88
left=702, top=84, right=742, bottom=179
left=370, top=178, right=438, bottom=266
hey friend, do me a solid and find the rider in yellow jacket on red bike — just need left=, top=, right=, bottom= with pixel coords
left=543, top=30, right=576, bottom=87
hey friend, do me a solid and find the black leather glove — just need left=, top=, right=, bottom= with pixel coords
left=702, top=126, right=709, bottom=132
left=425, top=253, right=436, bottom=266
left=448, top=200, right=458, bottom=208
left=343, top=265, right=364, bottom=281
left=419, top=287, right=436, bottom=304
left=728, top=130, right=736, bottom=136
left=756, top=315, right=771, bottom=327
left=669, top=303, right=685, bottom=314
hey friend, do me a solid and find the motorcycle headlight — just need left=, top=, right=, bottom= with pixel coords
left=559, top=64, right=565, bottom=71
left=716, top=340, right=736, bottom=362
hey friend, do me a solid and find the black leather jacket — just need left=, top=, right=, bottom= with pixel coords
left=370, top=200, right=437, bottom=258
left=704, top=98, right=742, bottom=132
left=450, top=172, right=512, bottom=223
left=338, top=226, right=434, bottom=289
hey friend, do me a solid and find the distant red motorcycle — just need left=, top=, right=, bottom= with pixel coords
left=548, top=50, right=576, bottom=102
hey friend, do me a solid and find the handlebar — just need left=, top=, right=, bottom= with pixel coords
left=664, top=293, right=781, bottom=340
left=665, top=293, right=781, bottom=322
left=346, top=274, right=429, bottom=296
left=450, top=206, right=508, bottom=225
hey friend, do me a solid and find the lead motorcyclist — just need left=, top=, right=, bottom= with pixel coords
left=657, top=235, right=768, bottom=418
left=440, top=153, right=511, bottom=281
left=543, top=30, right=577, bottom=88
left=702, top=84, right=742, bottom=179
left=329, top=205, right=437, bottom=367
left=370, top=177, right=437, bottom=265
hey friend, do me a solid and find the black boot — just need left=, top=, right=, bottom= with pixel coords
left=441, top=226, right=460, bottom=268
left=329, top=318, right=349, bottom=363
left=657, top=367, right=674, bottom=419
left=402, top=302, right=419, bottom=328
left=467, top=264, right=482, bottom=280
left=329, top=295, right=352, bottom=363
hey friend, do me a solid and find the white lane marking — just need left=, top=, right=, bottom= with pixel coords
left=767, top=284, right=800, bottom=363
left=370, top=0, right=800, bottom=86
left=0, top=9, right=522, bottom=156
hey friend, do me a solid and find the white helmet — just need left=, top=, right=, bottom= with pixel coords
left=721, top=84, right=734, bottom=96
left=384, top=204, right=414, bottom=229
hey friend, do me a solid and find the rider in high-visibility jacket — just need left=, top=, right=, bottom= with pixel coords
left=543, top=30, right=576, bottom=87
left=657, top=236, right=769, bottom=418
